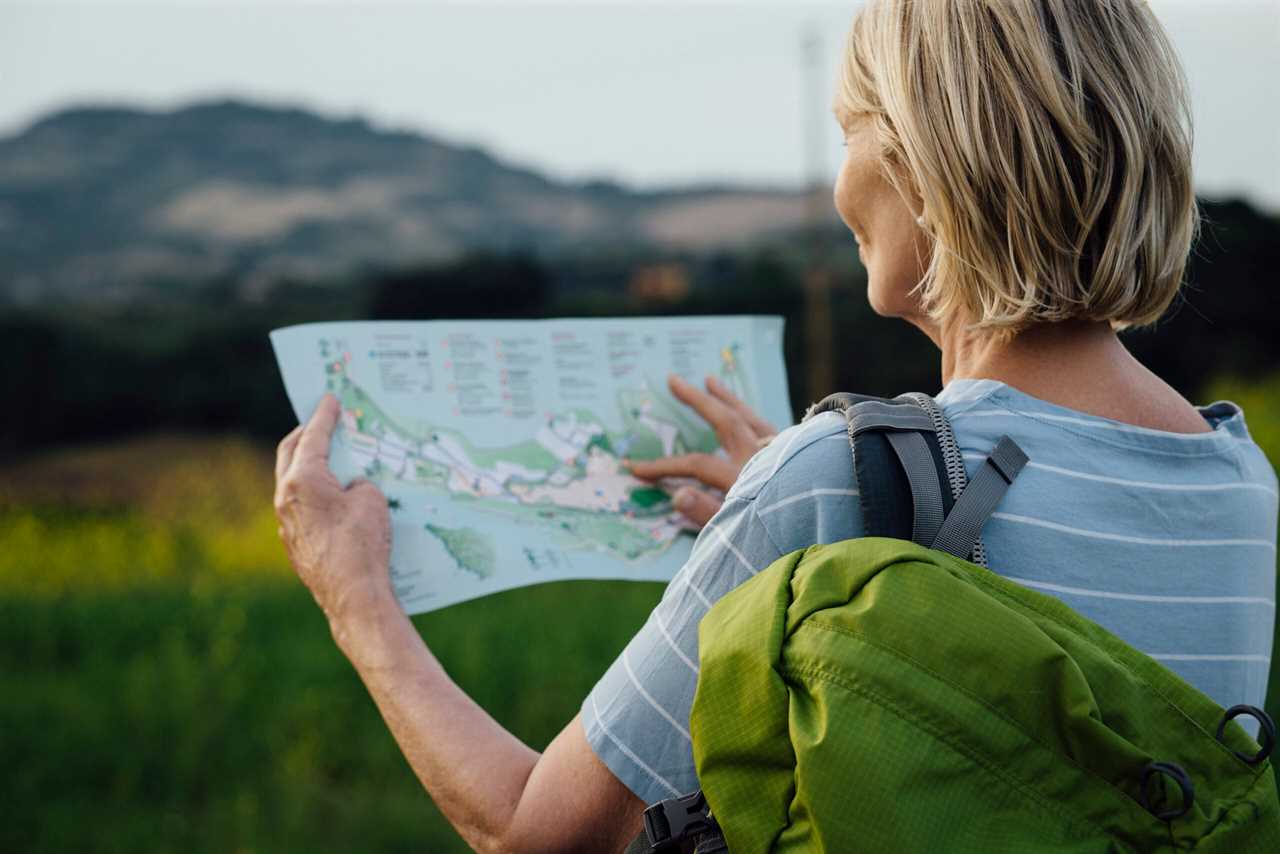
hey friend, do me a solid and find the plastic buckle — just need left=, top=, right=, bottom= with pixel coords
left=643, top=790, right=716, bottom=852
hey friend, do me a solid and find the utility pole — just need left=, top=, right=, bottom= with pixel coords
left=801, top=24, right=834, bottom=404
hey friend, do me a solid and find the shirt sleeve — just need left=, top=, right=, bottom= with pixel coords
left=579, top=491, right=783, bottom=803
left=580, top=411, right=859, bottom=804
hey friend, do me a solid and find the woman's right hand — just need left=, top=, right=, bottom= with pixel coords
left=625, top=374, right=777, bottom=528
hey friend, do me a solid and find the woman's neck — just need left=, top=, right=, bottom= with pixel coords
left=938, top=318, right=1127, bottom=389
left=925, top=315, right=1213, bottom=434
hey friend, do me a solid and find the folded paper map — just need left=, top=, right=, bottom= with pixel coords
left=271, top=317, right=790, bottom=613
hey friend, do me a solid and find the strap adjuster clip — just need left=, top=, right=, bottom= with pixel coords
left=643, top=790, right=718, bottom=851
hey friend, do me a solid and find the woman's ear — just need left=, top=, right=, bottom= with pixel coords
left=877, top=144, right=928, bottom=227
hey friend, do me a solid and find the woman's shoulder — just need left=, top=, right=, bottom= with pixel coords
left=724, top=383, right=996, bottom=508
left=727, top=409, right=854, bottom=504
left=733, top=379, right=1277, bottom=505
left=941, top=378, right=1278, bottom=493
left=942, top=377, right=1256, bottom=447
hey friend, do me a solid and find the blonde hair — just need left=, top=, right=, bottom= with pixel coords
left=837, top=0, right=1198, bottom=334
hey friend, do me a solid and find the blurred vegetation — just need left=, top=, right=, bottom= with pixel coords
left=1207, top=372, right=1280, bottom=465
left=1203, top=371, right=1280, bottom=727
left=0, top=586, right=662, bottom=854
left=4, top=199, right=1278, bottom=457
left=0, top=437, right=284, bottom=593
left=0, top=437, right=662, bottom=852
left=1, top=196, right=1277, bottom=850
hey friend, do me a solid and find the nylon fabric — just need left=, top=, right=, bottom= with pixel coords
left=850, top=429, right=913, bottom=542
left=689, top=538, right=1280, bottom=853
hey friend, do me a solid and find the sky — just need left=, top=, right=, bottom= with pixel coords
left=2, top=1, right=1278, bottom=209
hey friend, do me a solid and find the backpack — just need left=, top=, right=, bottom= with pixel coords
left=634, top=391, right=1279, bottom=853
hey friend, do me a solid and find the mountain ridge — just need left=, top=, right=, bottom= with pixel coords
left=0, top=99, right=831, bottom=300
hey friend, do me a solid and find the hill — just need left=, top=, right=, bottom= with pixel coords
left=0, top=99, right=834, bottom=300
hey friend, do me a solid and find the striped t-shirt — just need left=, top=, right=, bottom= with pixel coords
left=581, top=378, right=1279, bottom=805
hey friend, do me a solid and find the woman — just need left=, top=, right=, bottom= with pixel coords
left=273, top=1, right=1278, bottom=850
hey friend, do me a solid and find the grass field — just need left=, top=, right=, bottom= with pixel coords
left=3, top=374, right=1279, bottom=851
left=0, top=578, right=660, bottom=853
left=0, top=436, right=661, bottom=852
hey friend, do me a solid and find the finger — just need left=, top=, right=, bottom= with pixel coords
left=667, top=374, right=736, bottom=432
left=627, top=453, right=734, bottom=484
left=275, top=425, right=303, bottom=482
left=667, top=375, right=755, bottom=452
left=672, top=487, right=722, bottom=528
left=626, top=453, right=738, bottom=491
left=705, top=375, right=777, bottom=437
left=293, top=393, right=341, bottom=466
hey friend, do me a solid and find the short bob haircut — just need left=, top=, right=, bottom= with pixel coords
left=837, top=0, right=1198, bottom=335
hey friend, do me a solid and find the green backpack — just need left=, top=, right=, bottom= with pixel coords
left=637, top=392, right=1278, bottom=853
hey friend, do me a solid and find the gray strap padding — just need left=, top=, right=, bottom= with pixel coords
left=885, top=430, right=946, bottom=547
left=847, top=404, right=936, bottom=436
left=930, top=436, right=1029, bottom=560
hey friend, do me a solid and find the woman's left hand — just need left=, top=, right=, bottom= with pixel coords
left=274, top=394, right=397, bottom=630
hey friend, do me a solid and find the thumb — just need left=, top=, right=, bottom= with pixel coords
left=673, top=486, right=722, bottom=529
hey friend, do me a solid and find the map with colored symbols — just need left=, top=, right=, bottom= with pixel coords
left=271, top=317, right=791, bottom=614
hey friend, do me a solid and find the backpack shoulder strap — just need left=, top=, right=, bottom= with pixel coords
left=803, top=391, right=1028, bottom=566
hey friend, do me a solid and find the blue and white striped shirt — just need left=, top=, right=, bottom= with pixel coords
left=581, top=378, right=1279, bottom=804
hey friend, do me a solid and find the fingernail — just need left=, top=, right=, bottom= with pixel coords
left=674, top=488, right=695, bottom=512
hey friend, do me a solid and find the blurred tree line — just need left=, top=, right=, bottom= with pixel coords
left=2, top=198, right=1277, bottom=459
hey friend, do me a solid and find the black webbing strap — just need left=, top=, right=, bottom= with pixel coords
left=930, top=436, right=1028, bottom=560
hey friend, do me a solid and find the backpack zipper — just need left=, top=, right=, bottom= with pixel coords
left=903, top=392, right=988, bottom=567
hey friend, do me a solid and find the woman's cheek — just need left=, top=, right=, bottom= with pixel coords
left=865, top=250, right=921, bottom=319
left=866, top=265, right=898, bottom=318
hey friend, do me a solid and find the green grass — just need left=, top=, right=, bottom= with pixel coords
left=0, top=436, right=664, bottom=851
left=0, top=577, right=661, bottom=853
